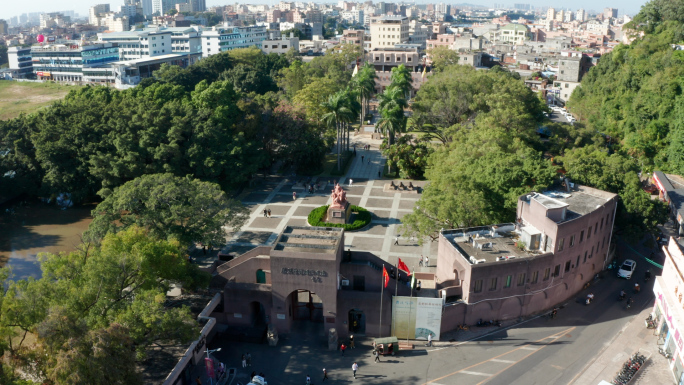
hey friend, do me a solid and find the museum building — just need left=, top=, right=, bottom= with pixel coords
left=209, top=184, right=618, bottom=338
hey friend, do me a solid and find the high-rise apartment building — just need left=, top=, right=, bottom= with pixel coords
left=604, top=8, right=617, bottom=18
left=0, top=19, right=8, bottom=34
left=576, top=9, right=586, bottom=22
left=89, top=4, right=111, bottom=25
left=555, top=9, right=565, bottom=22
left=370, top=15, right=409, bottom=49
left=190, top=0, right=206, bottom=13
left=546, top=7, right=556, bottom=20
left=152, top=0, right=182, bottom=16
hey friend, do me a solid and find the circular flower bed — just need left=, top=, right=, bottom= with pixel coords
left=307, top=205, right=372, bottom=231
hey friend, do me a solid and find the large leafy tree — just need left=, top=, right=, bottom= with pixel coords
left=1, top=227, right=207, bottom=382
left=86, top=174, right=248, bottom=247
left=380, top=135, right=433, bottom=179
left=427, top=46, right=460, bottom=72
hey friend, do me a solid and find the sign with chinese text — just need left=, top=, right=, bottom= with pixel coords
left=391, top=296, right=442, bottom=340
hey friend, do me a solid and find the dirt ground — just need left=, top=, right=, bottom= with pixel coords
left=0, top=81, right=75, bottom=121
left=0, top=202, right=94, bottom=280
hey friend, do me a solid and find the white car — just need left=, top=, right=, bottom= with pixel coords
left=618, top=259, right=637, bottom=279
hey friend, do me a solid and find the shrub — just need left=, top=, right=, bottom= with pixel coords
left=307, top=205, right=372, bottom=231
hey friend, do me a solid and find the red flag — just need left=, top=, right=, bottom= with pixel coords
left=397, top=258, right=410, bottom=275
left=382, top=265, right=389, bottom=288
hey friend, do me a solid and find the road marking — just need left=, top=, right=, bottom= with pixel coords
left=461, top=371, right=493, bottom=376
left=519, top=346, right=539, bottom=351
left=490, top=359, right=516, bottom=363
left=421, top=327, right=576, bottom=385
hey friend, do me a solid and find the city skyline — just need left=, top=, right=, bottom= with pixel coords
left=0, top=0, right=649, bottom=22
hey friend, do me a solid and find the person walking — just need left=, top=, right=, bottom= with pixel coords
left=263, top=208, right=268, bottom=217
left=267, top=209, right=271, bottom=218
left=352, top=362, right=359, bottom=379
left=306, top=374, right=311, bottom=384
left=419, top=255, right=424, bottom=267
left=361, top=155, right=365, bottom=163
left=242, top=354, right=247, bottom=368
left=425, top=256, right=429, bottom=267
left=427, top=333, right=433, bottom=347
left=341, top=343, right=346, bottom=355
left=394, top=236, right=399, bottom=245
left=246, top=352, right=252, bottom=366
left=374, top=348, right=380, bottom=363
left=350, top=334, right=355, bottom=349
left=322, top=368, right=329, bottom=382
left=293, top=191, right=297, bottom=200
left=349, top=178, right=353, bottom=186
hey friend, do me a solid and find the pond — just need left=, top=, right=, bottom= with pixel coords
left=0, top=202, right=94, bottom=281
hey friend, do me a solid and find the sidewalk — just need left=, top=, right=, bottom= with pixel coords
left=570, top=299, right=675, bottom=385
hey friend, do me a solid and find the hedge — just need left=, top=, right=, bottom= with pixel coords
left=307, top=205, right=372, bottom=231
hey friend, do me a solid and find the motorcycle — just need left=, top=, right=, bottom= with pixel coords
left=626, top=298, right=634, bottom=309
left=618, top=291, right=626, bottom=301
left=645, top=270, right=651, bottom=282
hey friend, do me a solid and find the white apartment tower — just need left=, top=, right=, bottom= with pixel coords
left=370, top=15, right=409, bottom=49
left=89, top=4, right=111, bottom=25
left=546, top=7, right=556, bottom=21
left=576, top=9, right=586, bottom=22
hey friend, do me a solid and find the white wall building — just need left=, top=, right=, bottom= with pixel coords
left=653, top=238, right=684, bottom=384
left=261, top=33, right=299, bottom=55
left=370, top=15, right=409, bottom=50
left=99, top=27, right=201, bottom=60
left=201, top=24, right=268, bottom=57
left=89, top=4, right=111, bottom=25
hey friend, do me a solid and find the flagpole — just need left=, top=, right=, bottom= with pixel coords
left=394, top=262, right=398, bottom=296
left=379, top=269, right=384, bottom=338
left=408, top=273, right=413, bottom=343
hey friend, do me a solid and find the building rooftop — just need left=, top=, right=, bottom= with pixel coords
left=273, top=226, right=343, bottom=254
left=442, top=224, right=542, bottom=264
left=521, top=186, right=617, bottom=223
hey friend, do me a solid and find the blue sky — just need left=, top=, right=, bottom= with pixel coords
left=0, top=0, right=649, bottom=23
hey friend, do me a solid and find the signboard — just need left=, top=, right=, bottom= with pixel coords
left=654, top=279, right=684, bottom=367
left=205, top=357, right=215, bottom=378
left=47, top=36, right=56, bottom=43
left=391, top=296, right=442, bottom=340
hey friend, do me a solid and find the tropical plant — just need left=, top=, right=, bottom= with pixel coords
left=321, top=91, right=355, bottom=171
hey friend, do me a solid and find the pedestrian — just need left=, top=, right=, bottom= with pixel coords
left=378, top=171, right=381, bottom=178
left=340, top=343, right=346, bottom=355
left=349, top=178, right=353, bottom=186
left=350, top=334, right=355, bottom=349
left=419, top=255, right=424, bottom=267
left=417, top=280, right=422, bottom=291
left=394, top=236, right=399, bottom=245
left=246, top=352, right=252, bottom=366
left=374, top=348, right=380, bottom=362
left=322, top=368, right=329, bottom=381
left=242, top=354, right=247, bottom=368
left=306, top=374, right=311, bottom=384
left=293, top=191, right=297, bottom=200
left=263, top=208, right=268, bottom=217
left=196, top=377, right=202, bottom=385
left=352, top=362, right=358, bottom=379
left=425, top=256, right=429, bottom=267
left=361, top=155, right=365, bottom=163
left=267, top=209, right=271, bottom=218
left=427, top=333, right=433, bottom=347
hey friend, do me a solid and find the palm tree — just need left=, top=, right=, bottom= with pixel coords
left=390, top=64, right=413, bottom=100
left=376, top=86, right=408, bottom=146
left=352, top=63, right=377, bottom=128
left=321, top=91, right=355, bottom=171
left=342, top=88, right=361, bottom=152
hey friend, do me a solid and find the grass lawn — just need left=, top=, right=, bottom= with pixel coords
left=0, top=81, right=78, bottom=121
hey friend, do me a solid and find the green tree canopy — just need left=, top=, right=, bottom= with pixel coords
left=86, top=174, right=248, bottom=246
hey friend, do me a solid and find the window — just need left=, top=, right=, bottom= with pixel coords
left=544, top=268, right=550, bottom=281
left=517, top=274, right=526, bottom=286
left=474, top=279, right=483, bottom=293
left=489, top=277, right=497, bottom=291
left=602, top=236, right=606, bottom=249
left=600, top=218, right=604, bottom=230
left=531, top=271, right=539, bottom=284
left=587, top=227, right=592, bottom=239
left=579, top=230, right=584, bottom=243
left=570, top=235, right=575, bottom=247
left=595, top=222, right=598, bottom=234
left=565, top=260, right=571, bottom=272
left=554, top=264, right=561, bottom=277
left=505, top=275, right=512, bottom=288
left=558, top=238, right=565, bottom=252
left=590, top=246, right=594, bottom=258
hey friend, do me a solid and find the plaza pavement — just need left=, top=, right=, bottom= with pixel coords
left=219, top=134, right=438, bottom=275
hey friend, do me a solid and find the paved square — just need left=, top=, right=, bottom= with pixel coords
left=294, top=206, right=316, bottom=216
left=286, top=218, right=308, bottom=227
left=301, top=195, right=330, bottom=205
left=365, top=198, right=394, bottom=209
left=363, top=223, right=390, bottom=235
left=261, top=205, right=291, bottom=216
left=248, top=217, right=284, bottom=229
left=399, top=199, right=420, bottom=210
left=350, top=236, right=384, bottom=251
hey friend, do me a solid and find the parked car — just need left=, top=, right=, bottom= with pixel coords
left=618, top=259, right=637, bottom=279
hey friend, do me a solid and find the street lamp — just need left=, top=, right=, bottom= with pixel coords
left=205, top=348, right=222, bottom=385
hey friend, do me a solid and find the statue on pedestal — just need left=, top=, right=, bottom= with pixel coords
left=330, top=183, right=347, bottom=209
